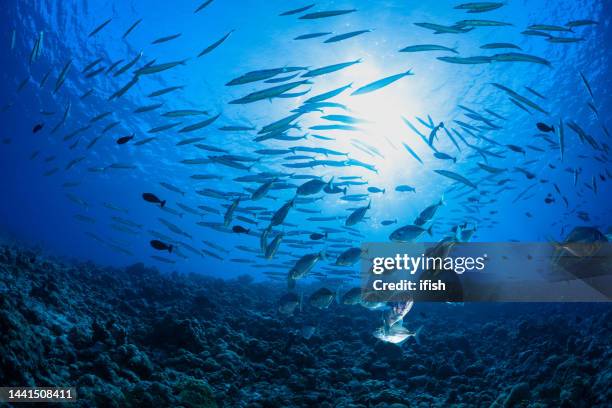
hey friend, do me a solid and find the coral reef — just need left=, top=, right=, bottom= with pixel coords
left=0, top=245, right=610, bottom=407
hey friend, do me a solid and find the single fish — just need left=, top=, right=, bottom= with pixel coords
left=346, top=201, right=371, bottom=226
left=324, top=29, right=371, bottom=43
left=122, top=19, right=142, bottom=39
left=150, top=239, right=173, bottom=252
left=198, top=30, right=234, bottom=57
left=294, top=32, right=331, bottom=40
left=299, top=9, right=357, bottom=20
left=229, top=80, right=311, bottom=104
left=303, top=59, right=361, bottom=78
left=434, top=169, right=477, bottom=188
left=148, top=85, right=184, bottom=97
left=454, top=2, right=504, bottom=13
left=89, top=18, right=112, bottom=37
left=352, top=69, right=413, bottom=95
left=389, top=224, right=433, bottom=242
left=54, top=60, right=72, bottom=93
left=151, top=33, right=181, bottom=44
left=116, top=134, right=135, bottom=144
left=142, top=193, right=166, bottom=207
left=480, top=42, right=521, bottom=50
left=194, top=0, right=214, bottom=13
left=280, top=4, right=315, bottom=16
left=134, top=59, right=187, bottom=76
left=400, top=44, right=458, bottom=53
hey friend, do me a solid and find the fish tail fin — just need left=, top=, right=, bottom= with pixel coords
left=439, top=194, right=445, bottom=206
left=382, top=189, right=386, bottom=194
left=414, top=325, right=424, bottom=345
left=161, top=200, right=166, bottom=208
left=427, top=225, right=433, bottom=237
left=324, top=232, right=328, bottom=239
left=288, top=276, right=296, bottom=290
left=168, top=245, right=173, bottom=253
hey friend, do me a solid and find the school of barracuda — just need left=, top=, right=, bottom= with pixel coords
left=6, top=1, right=609, bottom=343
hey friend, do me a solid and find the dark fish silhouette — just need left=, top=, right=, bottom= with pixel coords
left=32, top=123, right=44, bottom=133
left=116, top=134, right=135, bottom=144
left=232, top=225, right=249, bottom=233
left=150, top=239, right=173, bottom=252
left=142, top=193, right=166, bottom=207
left=309, top=232, right=327, bottom=240
left=536, top=122, right=554, bottom=132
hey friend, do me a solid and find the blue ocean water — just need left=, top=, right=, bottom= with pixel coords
left=0, top=0, right=610, bottom=281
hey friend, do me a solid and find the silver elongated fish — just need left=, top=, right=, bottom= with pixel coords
left=89, top=18, right=112, bottom=37
left=454, top=2, right=504, bottom=12
left=351, top=69, right=413, bottom=95
left=480, top=42, right=521, bottom=50
left=324, top=29, right=371, bottom=43
left=198, top=30, right=234, bottom=57
left=400, top=44, right=457, bottom=53
left=456, top=19, right=512, bottom=27
left=151, top=33, right=181, bottom=44
left=178, top=114, right=220, bottom=132
left=303, top=59, right=361, bottom=78
left=229, top=80, right=311, bottom=104
left=162, top=109, right=208, bottom=118
left=438, top=56, right=492, bottom=64
left=134, top=59, right=187, bottom=75
left=122, top=19, right=142, bottom=38
left=194, top=0, right=214, bottom=13
left=114, top=52, right=142, bottom=77
left=490, top=52, right=551, bottom=67
left=434, top=169, right=477, bottom=188
left=280, top=4, right=315, bottom=16
left=54, top=60, right=72, bottom=93
left=304, top=83, right=352, bottom=103
left=299, top=9, right=356, bottom=19
left=294, top=32, right=331, bottom=40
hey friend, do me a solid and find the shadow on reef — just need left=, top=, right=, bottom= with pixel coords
left=0, top=244, right=611, bottom=407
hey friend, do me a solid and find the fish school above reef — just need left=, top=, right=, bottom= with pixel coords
left=1, top=0, right=612, bottom=406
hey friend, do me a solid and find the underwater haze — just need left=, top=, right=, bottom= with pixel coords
left=0, top=0, right=612, bottom=406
